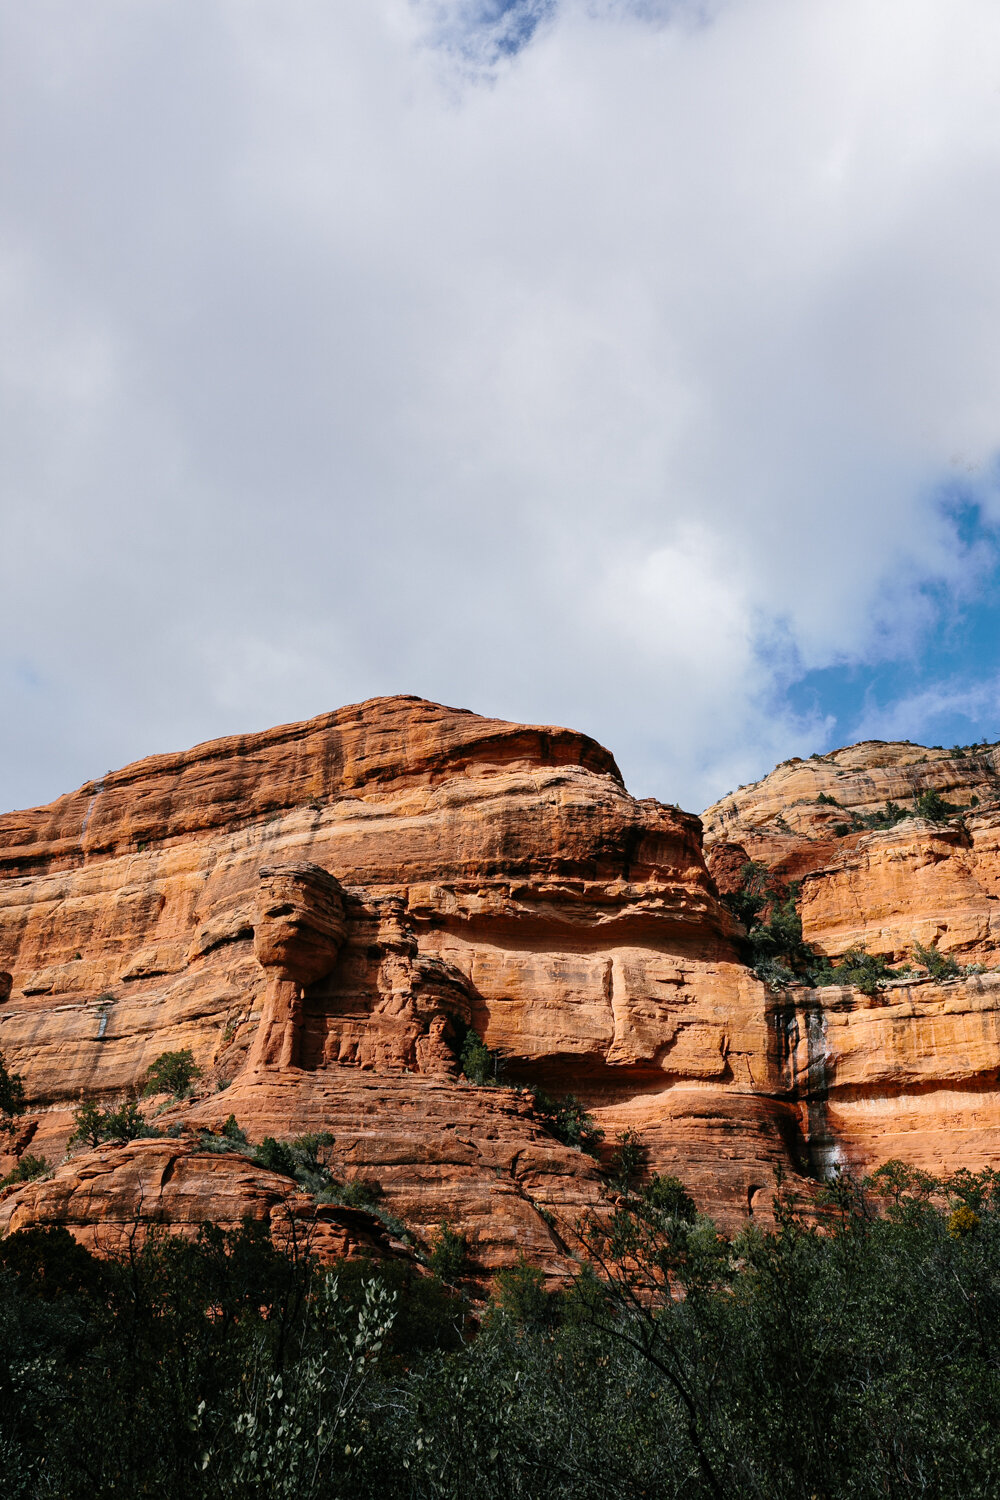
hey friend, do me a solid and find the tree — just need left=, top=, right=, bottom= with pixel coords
left=141, top=1048, right=201, bottom=1098
left=68, top=1099, right=106, bottom=1148
left=0, top=1048, right=26, bottom=1135
left=459, top=1026, right=501, bottom=1085
left=428, top=1221, right=467, bottom=1285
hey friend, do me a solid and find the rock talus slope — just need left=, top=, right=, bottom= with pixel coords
left=3, top=705, right=1000, bottom=1263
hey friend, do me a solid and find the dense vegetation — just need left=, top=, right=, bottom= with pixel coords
left=4, top=1162, right=1000, bottom=1496
left=722, top=861, right=984, bottom=993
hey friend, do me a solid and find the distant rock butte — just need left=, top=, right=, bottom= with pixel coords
left=2, top=703, right=1000, bottom=1267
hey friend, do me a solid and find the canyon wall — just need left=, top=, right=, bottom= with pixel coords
left=3, top=705, right=1000, bottom=1268
left=704, top=737, right=1000, bottom=1182
left=0, top=696, right=798, bottom=1269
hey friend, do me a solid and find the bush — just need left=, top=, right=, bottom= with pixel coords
left=491, top=1255, right=555, bottom=1328
left=911, top=939, right=962, bottom=982
left=68, top=1100, right=105, bottom=1149
left=67, top=1098, right=151, bottom=1148
left=252, top=1136, right=298, bottom=1178
left=720, top=860, right=772, bottom=927
left=813, top=946, right=893, bottom=997
left=289, top=1132, right=335, bottom=1172
left=915, top=789, right=963, bottom=823
left=528, top=1088, right=604, bottom=1156
left=0, top=1153, right=48, bottom=1189
left=222, top=1113, right=248, bottom=1145
left=101, top=1100, right=150, bottom=1143
left=606, top=1128, right=647, bottom=1193
left=428, top=1221, right=467, bottom=1284
left=334, top=1177, right=384, bottom=1210
left=0, top=1223, right=106, bottom=1300
left=141, top=1048, right=201, bottom=1099
left=458, top=1026, right=501, bottom=1085
left=0, top=1049, right=25, bottom=1135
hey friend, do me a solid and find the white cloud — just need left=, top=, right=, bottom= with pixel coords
left=2, top=0, right=1000, bottom=813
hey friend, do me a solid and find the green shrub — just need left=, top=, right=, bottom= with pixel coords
left=720, top=860, right=772, bottom=927
left=915, top=789, right=963, bottom=823
left=141, top=1048, right=201, bottom=1099
left=334, top=1176, right=384, bottom=1210
left=428, top=1221, right=468, bottom=1284
left=528, top=1088, right=604, bottom=1156
left=0, top=1153, right=48, bottom=1189
left=491, top=1255, right=555, bottom=1327
left=911, top=940, right=962, bottom=981
left=222, top=1113, right=248, bottom=1145
left=68, top=1099, right=105, bottom=1149
left=813, top=946, right=893, bottom=997
left=0, top=1049, right=26, bottom=1135
left=458, top=1026, right=501, bottom=1085
left=252, top=1136, right=298, bottom=1178
left=0, top=1223, right=106, bottom=1299
left=641, top=1173, right=698, bottom=1223
left=606, top=1128, right=647, bottom=1193
left=101, top=1100, right=150, bottom=1143
left=289, top=1131, right=335, bottom=1172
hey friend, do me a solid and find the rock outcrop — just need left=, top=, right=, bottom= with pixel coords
left=0, top=696, right=792, bottom=1266
left=3, top=705, right=1000, bottom=1265
left=702, top=739, right=1000, bottom=963
left=703, top=738, right=1000, bottom=1181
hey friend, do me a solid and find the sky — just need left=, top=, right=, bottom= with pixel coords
left=3, top=0, right=1000, bottom=816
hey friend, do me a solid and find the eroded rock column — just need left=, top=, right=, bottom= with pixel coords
left=248, top=864, right=347, bottom=1070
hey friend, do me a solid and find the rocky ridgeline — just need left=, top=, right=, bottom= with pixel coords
left=2, top=699, right=1000, bottom=1270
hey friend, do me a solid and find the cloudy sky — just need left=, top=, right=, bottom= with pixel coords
left=3, top=0, right=1000, bottom=815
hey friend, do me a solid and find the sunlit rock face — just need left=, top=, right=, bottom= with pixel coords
left=253, top=864, right=348, bottom=986
left=3, top=704, right=1000, bottom=1268
left=249, top=864, right=348, bottom=1070
left=704, top=738, right=1000, bottom=1182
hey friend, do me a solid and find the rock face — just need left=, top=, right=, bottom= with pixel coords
left=3, top=705, right=1000, bottom=1264
left=703, top=738, right=1000, bottom=1181
left=702, top=739, right=1000, bottom=963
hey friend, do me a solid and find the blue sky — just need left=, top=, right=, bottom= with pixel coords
left=786, top=490, right=1000, bottom=754
left=2, top=0, right=1000, bottom=814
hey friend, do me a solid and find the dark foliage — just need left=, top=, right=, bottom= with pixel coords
left=68, top=1096, right=153, bottom=1147
left=141, top=1048, right=202, bottom=1098
left=0, top=1049, right=26, bottom=1135
left=6, top=1167, right=1000, bottom=1495
left=457, top=1024, right=503, bottom=1085
left=0, top=1154, right=48, bottom=1190
left=528, top=1088, right=604, bottom=1156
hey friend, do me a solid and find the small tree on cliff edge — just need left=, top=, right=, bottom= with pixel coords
left=0, top=1048, right=26, bottom=1135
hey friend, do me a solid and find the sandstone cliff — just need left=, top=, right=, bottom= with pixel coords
left=0, top=696, right=796, bottom=1268
left=3, top=705, right=1000, bottom=1266
left=703, top=737, right=1000, bottom=1182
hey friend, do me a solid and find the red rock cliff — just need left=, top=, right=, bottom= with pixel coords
left=4, top=707, right=1000, bottom=1265
left=703, top=738, right=1000, bottom=1182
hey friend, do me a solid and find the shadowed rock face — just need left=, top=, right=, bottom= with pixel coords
left=4, top=704, right=1000, bottom=1267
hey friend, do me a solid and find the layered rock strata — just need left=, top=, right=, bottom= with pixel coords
left=3, top=706, right=1000, bottom=1264
left=704, top=738, right=1000, bottom=1182
left=0, top=696, right=795, bottom=1264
